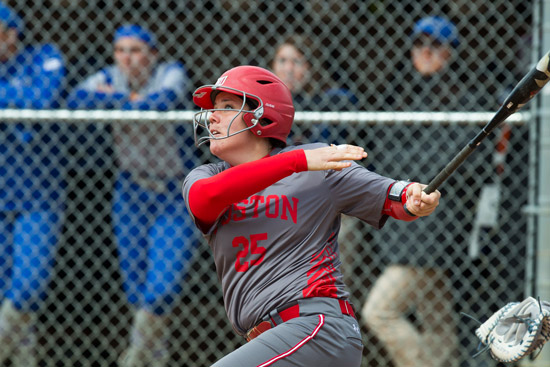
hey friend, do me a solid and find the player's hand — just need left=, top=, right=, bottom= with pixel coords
left=404, top=183, right=440, bottom=216
left=304, top=144, right=367, bottom=171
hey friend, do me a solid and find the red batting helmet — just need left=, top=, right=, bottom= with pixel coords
left=192, top=65, right=295, bottom=146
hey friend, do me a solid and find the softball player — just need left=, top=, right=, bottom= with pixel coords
left=183, top=65, right=441, bottom=366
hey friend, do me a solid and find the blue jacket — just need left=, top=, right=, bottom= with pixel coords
left=0, top=43, right=68, bottom=211
left=0, top=43, right=65, bottom=109
left=66, top=61, right=191, bottom=110
left=66, top=61, right=199, bottom=181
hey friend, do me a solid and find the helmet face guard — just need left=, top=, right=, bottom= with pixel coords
left=192, top=65, right=295, bottom=147
left=192, top=85, right=264, bottom=147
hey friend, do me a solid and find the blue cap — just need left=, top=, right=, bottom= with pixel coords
left=114, top=24, right=156, bottom=49
left=0, top=2, right=24, bottom=34
left=412, top=16, right=459, bottom=47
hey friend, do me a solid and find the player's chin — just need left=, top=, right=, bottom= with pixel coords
left=209, top=140, right=223, bottom=156
left=209, top=138, right=233, bottom=159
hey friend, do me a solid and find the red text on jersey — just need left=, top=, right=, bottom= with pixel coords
left=221, top=194, right=299, bottom=226
left=232, top=232, right=267, bottom=272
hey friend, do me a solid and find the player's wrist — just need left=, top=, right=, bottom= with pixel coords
left=294, top=149, right=308, bottom=172
left=385, top=180, right=417, bottom=221
left=388, top=180, right=411, bottom=202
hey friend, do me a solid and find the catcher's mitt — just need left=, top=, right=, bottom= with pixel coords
left=475, top=296, right=550, bottom=363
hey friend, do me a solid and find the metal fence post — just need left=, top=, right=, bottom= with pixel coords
left=525, top=0, right=550, bottom=365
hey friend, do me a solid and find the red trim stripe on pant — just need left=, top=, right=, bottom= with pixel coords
left=256, top=314, right=325, bottom=367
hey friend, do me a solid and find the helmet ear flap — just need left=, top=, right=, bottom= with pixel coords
left=243, top=112, right=262, bottom=136
left=244, top=106, right=265, bottom=136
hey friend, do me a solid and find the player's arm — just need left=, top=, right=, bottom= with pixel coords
left=382, top=180, right=440, bottom=221
left=188, top=150, right=308, bottom=229
left=188, top=144, right=368, bottom=230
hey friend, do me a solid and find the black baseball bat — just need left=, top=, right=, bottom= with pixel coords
left=423, top=50, right=550, bottom=194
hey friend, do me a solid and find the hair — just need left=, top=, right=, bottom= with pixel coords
left=269, top=137, right=287, bottom=149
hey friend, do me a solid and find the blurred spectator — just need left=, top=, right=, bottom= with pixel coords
left=361, top=16, right=483, bottom=367
left=67, top=24, right=191, bottom=110
left=67, top=24, right=199, bottom=367
left=270, top=33, right=357, bottom=142
left=271, top=33, right=358, bottom=112
left=410, top=16, right=458, bottom=77
left=0, top=2, right=66, bottom=366
left=384, top=15, right=490, bottom=112
left=0, top=4, right=65, bottom=109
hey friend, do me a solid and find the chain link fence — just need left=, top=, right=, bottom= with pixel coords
left=0, top=0, right=536, bottom=366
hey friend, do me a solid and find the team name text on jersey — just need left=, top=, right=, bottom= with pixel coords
left=221, top=194, right=299, bottom=225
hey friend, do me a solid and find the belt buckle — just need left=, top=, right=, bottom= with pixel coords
left=245, top=321, right=272, bottom=342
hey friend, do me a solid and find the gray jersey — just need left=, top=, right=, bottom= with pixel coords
left=182, top=143, right=394, bottom=334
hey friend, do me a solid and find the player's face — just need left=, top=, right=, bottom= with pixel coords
left=208, top=92, right=256, bottom=159
left=411, top=36, right=452, bottom=76
left=114, top=37, right=157, bottom=81
left=272, top=44, right=310, bottom=93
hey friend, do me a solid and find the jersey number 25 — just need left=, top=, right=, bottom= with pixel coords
left=232, top=233, right=267, bottom=272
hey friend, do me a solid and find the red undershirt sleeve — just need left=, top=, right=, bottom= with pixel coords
left=188, top=149, right=308, bottom=229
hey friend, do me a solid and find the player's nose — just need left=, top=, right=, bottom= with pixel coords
left=208, top=110, right=220, bottom=124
